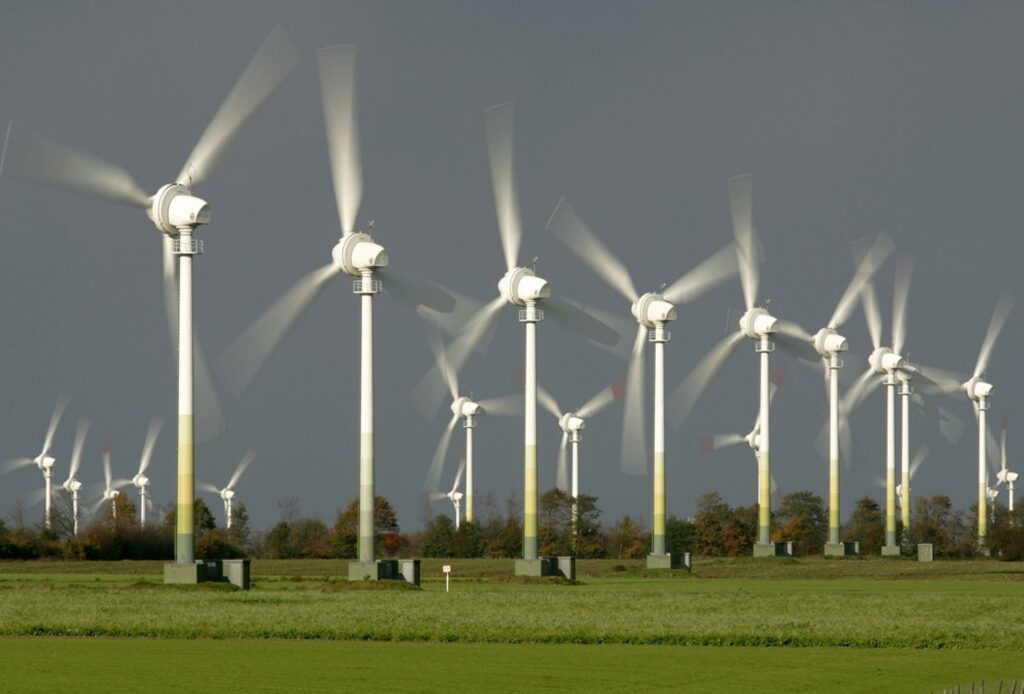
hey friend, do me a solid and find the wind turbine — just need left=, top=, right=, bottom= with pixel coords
left=92, top=439, right=131, bottom=521
left=201, top=450, right=254, bottom=530
left=0, top=394, right=71, bottom=531
left=537, top=378, right=625, bottom=547
left=431, top=458, right=466, bottom=530
left=998, top=417, right=1018, bottom=512
left=410, top=102, right=619, bottom=571
left=546, top=197, right=738, bottom=565
left=669, top=174, right=796, bottom=555
left=130, top=418, right=163, bottom=527
left=2, top=28, right=300, bottom=564
left=60, top=417, right=90, bottom=536
left=875, top=444, right=928, bottom=516
left=421, top=318, right=521, bottom=525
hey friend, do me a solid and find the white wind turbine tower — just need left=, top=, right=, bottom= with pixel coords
left=61, top=417, right=90, bottom=536
left=537, top=379, right=625, bottom=545
left=218, top=45, right=455, bottom=574
left=0, top=394, right=71, bottom=531
left=201, top=451, right=254, bottom=530
left=130, top=418, right=163, bottom=527
left=421, top=319, right=521, bottom=525
left=409, top=102, right=620, bottom=573
left=2, top=28, right=299, bottom=565
left=546, top=197, right=738, bottom=567
left=431, top=459, right=466, bottom=530
left=998, top=417, right=1018, bottom=512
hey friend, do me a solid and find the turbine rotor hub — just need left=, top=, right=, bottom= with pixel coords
left=813, top=327, right=848, bottom=357
left=222, top=489, right=235, bottom=500
left=631, top=292, right=676, bottom=328
left=133, top=474, right=149, bottom=488
left=869, top=346, right=903, bottom=374
left=963, top=376, right=993, bottom=401
left=559, top=412, right=585, bottom=432
left=331, top=232, right=388, bottom=277
left=147, top=183, right=211, bottom=234
left=739, top=307, right=778, bottom=339
left=34, top=454, right=55, bottom=471
left=451, top=396, right=483, bottom=417
left=498, top=267, right=550, bottom=306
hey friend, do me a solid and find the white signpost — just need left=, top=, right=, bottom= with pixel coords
left=442, top=564, right=451, bottom=593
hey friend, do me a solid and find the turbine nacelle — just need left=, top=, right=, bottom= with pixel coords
left=331, top=232, right=388, bottom=277
left=451, top=396, right=483, bottom=418
left=559, top=412, right=586, bottom=433
left=104, top=489, right=121, bottom=501
left=739, top=307, right=778, bottom=339
left=220, top=488, right=236, bottom=501
left=34, top=454, right=56, bottom=471
left=963, top=376, right=993, bottom=401
left=63, top=478, right=82, bottom=493
left=449, top=491, right=463, bottom=502
left=132, top=474, right=149, bottom=489
left=631, top=292, right=676, bottom=328
left=498, top=267, right=550, bottom=306
left=813, top=327, right=848, bottom=357
left=868, top=346, right=904, bottom=374
left=147, top=183, right=211, bottom=234
left=745, top=430, right=761, bottom=451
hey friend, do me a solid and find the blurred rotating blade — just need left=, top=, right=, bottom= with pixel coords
left=986, top=424, right=1001, bottom=475
left=194, top=343, right=224, bottom=443
left=1, top=124, right=149, bottom=207
left=974, top=291, right=1015, bottom=379
left=0, top=458, right=34, bottom=475
left=545, top=296, right=620, bottom=346
left=102, top=443, right=112, bottom=491
left=667, top=330, right=745, bottom=431
left=219, top=263, right=341, bottom=395
left=378, top=266, right=455, bottom=313
left=537, top=386, right=563, bottom=419
left=556, top=431, right=569, bottom=491
left=452, top=458, right=466, bottom=494
left=137, top=417, right=163, bottom=476
left=317, top=43, right=362, bottom=235
left=484, top=102, right=523, bottom=271
left=620, top=325, right=648, bottom=475
left=21, top=487, right=46, bottom=509
left=891, top=255, right=913, bottom=355
left=177, top=26, right=299, bottom=188
left=476, top=393, right=523, bottom=417
left=910, top=444, right=928, bottom=479
left=545, top=197, right=637, bottom=302
left=422, top=319, right=459, bottom=402
left=775, top=320, right=818, bottom=363
left=728, top=173, right=758, bottom=310
left=843, top=367, right=879, bottom=413
left=199, top=482, right=220, bottom=495
left=702, top=433, right=746, bottom=453
left=914, top=362, right=967, bottom=395
left=425, top=414, right=459, bottom=493
left=662, top=243, right=739, bottom=306
left=68, top=417, right=90, bottom=480
left=860, top=281, right=883, bottom=351
left=412, top=295, right=505, bottom=420
left=418, top=290, right=494, bottom=352
left=228, top=450, right=255, bottom=490
left=577, top=376, right=626, bottom=420
left=830, top=232, right=895, bottom=329
left=42, top=393, right=71, bottom=455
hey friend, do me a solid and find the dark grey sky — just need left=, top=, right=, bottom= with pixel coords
left=3, top=2, right=1024, bottom=532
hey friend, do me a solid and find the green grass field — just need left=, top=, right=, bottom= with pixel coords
left=1, top=557, right=1022, bottom=692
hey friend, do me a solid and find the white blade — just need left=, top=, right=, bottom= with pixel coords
left=103, top=443, right=112, bottom=490
left=451, top=458, right=466, bottom=494
left=537, top=386, right=563, bottom=420
left=620, top=325, right=648, bottom=475
left=418, top=290, right=494, bottom=351
left=228, top=450, right=255, bottom=490
left=425, top=414, right=459, bottom=493
left=317, top=43, right=362, bottom=235
left=199, top=482, right=220, bottom=495
left=860, top=280, right=883, bottom=351
left=830, top=232, right=895, bottom=329
left=484, top=102, right=523, bottom=272
left=194, top=341, right=225, bottom=443
left=974, top=292, right=1014, bottom=379
left=910, top=444, right=928, bottom=479
left=378, top=266, right=455, bottom=313
left=842, top=367, right=879, bottom=412
left=985, top=422, right=1001, bottom=476
left=891, top=255, right=913, bottom=354
left=577, top=377, right=626, bottom=420
left=0, top=458, right=34, bottom=475
left=177, top=26, right=299, bottom=188
left=22, top=487, right=46, bottom=509
left=545, top=296, right=621, bottom=347
left=729, top=174, right=758, bottom=310
left=411, top=295, right=505, bottom=420
left=137, top=417, right=163, bottom=476
left=422, top=319, right=459, bottom=402
left=662, top=243, right=740, bottom=306
left=476, top=393, right=523, bottom=417
left=667, top=330, right=745, bottom=430
left=701, top=433, right=745, bottom=453
left=41, top=393, right=71, bottom=456
left=219, top=263, right=341, bottom=395
left=1, top=124, right=150, bottom=207
left=1001, top=420, right=1007, bottom=472
left=545, top=197, right=638, bottom=302
left=914, top=362, right=967, bottom=394
left=775, top=320, right=819, bottom=363
left=556, top=431, right=569, bottom=491
left=68, top=417, right=90, bottom=481
left=428, top=492, right=448, bottom=502
left=111, top=478, right=132, bottom=491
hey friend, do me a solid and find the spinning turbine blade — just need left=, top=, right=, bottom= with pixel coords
left=0, top=458, right=34, bottom=475
left=422, top=320, right=460, bottom=402
left=379, top=266, right=455, bottom=313
left=219, top=263, right=341, bottom=394
left=729, top=173, right=758, bottom=310
left=452, top=458, right=466, bottom=494
left=775, top=320, right=819, bottom=362
left=484, top=102, right=523, bottom=271
left=545, top=296, right=620, bottom=346
left=830, top=232, right=895, bottom=329
left=557, top=431, right=569, bottom=492
left=577, top=377, right=626, bottom=420
left=910, top=445, right=928, bottom=478
left=425, top=415, right=459, bottom=493
left=42, top=394, right=71, bottom=456
left=177, top=26, right=299, bottom=188
left=891, top=255, right=913, bottom=354
left=68, top=417, right=90, bottom=480
left=974, top=292, right=1014, bottom=379
left=860, top=280, right=883, bottom=350
left=620, top=325, right=648, bottom=475
left=103, top=441, right=112, bottom=490
left=476, top=394, right=524, bottom=417
left=843, top=368, right=879, bottom=412
left=701, top=433, right=745, bottom=453
left=199, top=482, right=220, bottom=495
left=228, top=450, right=255, bottom=489
left=662, top=243, right=739, bottom=306
left=1, top=125, right=149, bottom=207
left=537, top=386, right=563, bottom=419
left=546, top=197, right=638, bottom=302
left=668, top=330, right=745, bottom=430
left=137, top=417, right=163, bottom=476
left=194, top=342, right=225, bottom=443
left=318, top=43, right=363, bottom=236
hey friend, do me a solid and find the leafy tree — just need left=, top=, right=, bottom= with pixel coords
left=844, top=496, right=884, bottom=555
left=422, top=514, right=454, bottom=557
left=162, top=498, right=216, bottom=535
left=486, top=495, right=522, bottom=558
left=292, top=517, right=331, bottom=558
left=539, top=488, right=574, bottom=556
left=331, top=496, right=400, bottom=559
left=774, top=491, right=827, bottom=555
left=693, top=492, right=731, bottom=557
left=721, top=504, right=758, bottom=556
left=575, top=494, right=607, bottom=558
left=451, top=520, right=481, bottom=558
left=266, top=521, right=295, bottom=559
left=227, top=503, right=251, bottom=549
left=196, top=528, right=245, bottom=560
left=665, top=515, right=695, bottom=558
left=102, top=493, right=137, bottom=526
left=986, top=504, right=1024, bottom=560
left=605, top=515, right=648, bottom=559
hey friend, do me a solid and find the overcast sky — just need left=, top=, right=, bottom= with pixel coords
left=3, top=2, right=1024, bottom=533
